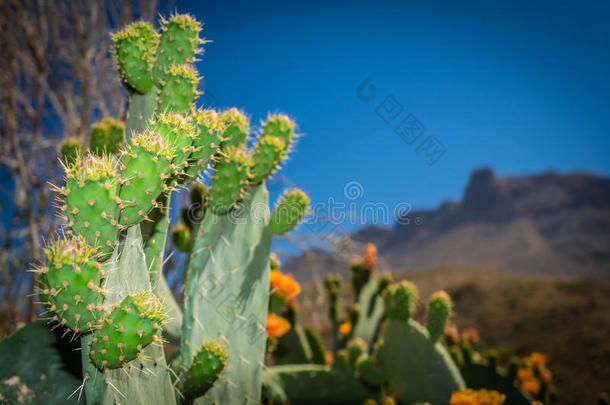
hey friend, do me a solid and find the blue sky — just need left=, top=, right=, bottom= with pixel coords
left=177, top=0, right=609, bottom=216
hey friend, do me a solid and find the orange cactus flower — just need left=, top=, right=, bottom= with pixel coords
left=324, top=351, right=333, bottom=364
left=525, top=352, right=548, bottom=368
left=521, top=379, right=541, bottom=396
left=450, top=388, right=506, bottom=405
left=517, top=368, right=533, bottom=382
left=461, top=328, right=479, bottom=345
left=339, top=321, right=352, bottom=336
left=362, top=243, right=377, bottom=270
left=269, top=270, right=301, bottom=303
left=266, top=313, right=291, bottom=339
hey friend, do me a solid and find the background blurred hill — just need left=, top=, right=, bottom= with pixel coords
left=285, top=169, right=610, bottom=280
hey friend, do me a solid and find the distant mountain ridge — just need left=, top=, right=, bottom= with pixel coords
left=285, top=169, right=610, bottom=280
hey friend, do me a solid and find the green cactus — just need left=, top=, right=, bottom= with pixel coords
left=185, top=108, right=225, bottom=181
left=112, top=21, right=159, bottom=94
left=37, top=236, right=104, bottom=334
left=118, top=131, right=174, bottom=225
left=156, top=64, right=201, bottom=113
left=250, top=135, right=286, bottom=184
left=184, top=341, right=228, bottom=400
left=220, top=108, right=249, bottom=150
left=270, top=188, right=310, bottom=235
left=207, top=147, right=252, bottom=214
left=153, top=13, right=204, bottom=87
left=351, top=275, right=386, bottom=347
left=89, top=292, right=165, bottom=370
left=427, top=290, right=453, bottom=341
left=90, top=117, right=126, bottom=156
left=304, top=327, right=327, bottom=365
left=63, top=153, right=121, bottom=255
left=149, top=111, right=196, bottom=174
left=382, top=280, right=418, bottom=322
left=60, top=137, right=83, bottom=166
left=262, top=114, right=296, bottom=151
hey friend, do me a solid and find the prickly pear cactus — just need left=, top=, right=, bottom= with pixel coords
left=184, top=341, right=228, bottom=400
left=89, top=117, right=125, bottom=156
left=37, top=236, right=105, bottom=334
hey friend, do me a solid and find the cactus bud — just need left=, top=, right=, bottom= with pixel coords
left=60, top=137, right=83, bottom=166
left=270, top=188, right=309, bottom=235
left=112, top=21, right=159, bottom=94
left=90, top=118, right=125, bottom=156
left=90, top=292, right=165, bottom=370
left=427, top=290, right=452, bottom=341
left=383, top=281, right=418, bottom=322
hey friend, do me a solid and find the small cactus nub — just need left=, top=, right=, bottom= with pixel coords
left=270, top=188, right=309, bottom=235
left=183, top=341, right=228, bottom=400
left=60, top=137, right=83, bottom=166
left=89, top=118, right=125, bottom=156
left=383, top=280, right=418, bottom=322
left=427, top=290, right=453, bottom=341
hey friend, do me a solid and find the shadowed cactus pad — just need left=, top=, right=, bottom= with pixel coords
left=207, top=147, right=251, bottom=213
left=250, top=135, right=285, bottom=183
left=383, top=280, right=418, bottom=322
left=38, top=236, right=104, bottom=333
left=118, top=131, right=174, bottom=225
left=220, top=108, right=249, bottom=150
left=153, top=13, right=204, bottom=86
left=156, top=64, right=201, bottom=113
left=90, top=117, right=125, bottom=156
left=356, top=354, right=386, bottom=388
left=427, top=290, right=453, bottom=341
left=262, top=114, right=295, bottom=152
left=112, top=21, right=159, bottom=94
left=184, top=341, right=228, bottom=400
left=270, top=188, right=309, bottom=235
left=185, top=108, right=225, bottom=181
left=63, top=154, right=121, bottom=254
left=89, top=292, right=165, bottom=370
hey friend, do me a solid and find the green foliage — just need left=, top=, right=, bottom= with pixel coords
left=156, top=64, right=201, bottom=112
left=251, top=135, right=285, bottom=183
left=262, top=114, right=295, bottom=151
left=220, top=108, right=249, bottom=150
left=207, top=147, right=251, bottom=214
left=89, top=117, right=125, bottom=155
left=185, top=108, right=224, bottom=181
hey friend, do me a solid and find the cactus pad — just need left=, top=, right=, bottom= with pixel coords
left=220, top=108, right=249, bottom=150
left=90, top=118, right=125, bottom=156
left=207, top=147, right=251, bottom=214
left=118, top=131, right=173, bottom=225
left=262, top=114, right=295, bottom=152
left=270, top=188, right=310, bottom=235
left=64, top=154, right=120, bottom=255
left=427, top=290, right=452, bottom=341
left=89, top=292, right=165, bottom=370
left=185, top=108, right=225, bottom=181
left=38, top=236, right=104, bottom=333
left=250, top=135, right=285, bottom=183
left=149, top=111, right=195, bottom=174
left=383, top=280, right=418, bottom=322
left=356, top=354, right=386, bottom=387
left=112, top=22, right=159, bottom=94
left=60, top=137, right=83, bottom=166
left=156, top=64, right=201, bottom=113
left=153, top=13, right=204, bottom=86
left=184, top=341, right=228, bottom=400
